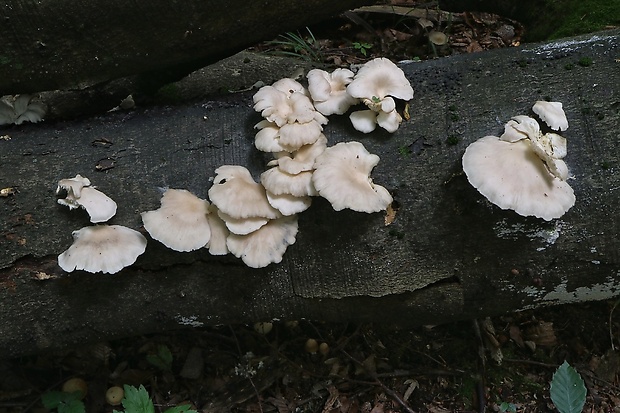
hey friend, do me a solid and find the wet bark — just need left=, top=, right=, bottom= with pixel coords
left=0, top=0, right=372, bottom=95
left=0, top=31, right=619, bottom=357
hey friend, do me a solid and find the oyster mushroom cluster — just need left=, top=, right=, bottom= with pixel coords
left=462, top=101, right=575, bottom=221
left=56, top=175, right=146, bottom=274
left=55, top=58, right=413, bottom=272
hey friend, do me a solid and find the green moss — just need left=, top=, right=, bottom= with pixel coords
left=398, top=146, right=412, bottom=158
left=388, top=229, right=405, bottom=239
left=549, top=0, right=620, bottom=39
left=157, top=83, right=182, bottom=101
left=578, top=57, right=593, bottom=67
left=446, top=135, right=460, bottom=145
left=600, top=161, right=612, bottom=170
left=564, top=63, right=574, bottom=70
left=450, top=113, right=460, bottom=121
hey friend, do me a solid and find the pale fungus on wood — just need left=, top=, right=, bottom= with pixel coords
left=56, top=174, right=118, bottom=223
left=462, top=102, right=575, bottom=221
left=141, top=188, right=212, bottom=252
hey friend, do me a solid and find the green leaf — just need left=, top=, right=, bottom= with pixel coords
left=162, top=405, right=198, bottom=413
left=550, top=361, right=587, bottom=413
left=146, top=344, right=173, bottom=371
left=121, top=384, right=155, bottom=413
left=42, top=391, right=85, bottom=413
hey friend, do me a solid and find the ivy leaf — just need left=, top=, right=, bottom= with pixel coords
left=120, top=384, right=155, bottom=413
left=550, top=361, right=587, bottom=413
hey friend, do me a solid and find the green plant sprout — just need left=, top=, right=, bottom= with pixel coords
left=499, top=402, right=517, bottom=412
left=42, top=391, right=85, bottom=413
left=352, top=41, right=373, bottom=56
left=113, top=385, right=197, bottom=413
left=266, top=27, right=323, bottom=62
left=550, top=361, right=587, bottom=413
left=146, top=344, right=173, bottom=371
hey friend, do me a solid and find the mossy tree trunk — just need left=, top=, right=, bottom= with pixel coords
left=0, top=31, right=619, bottom=357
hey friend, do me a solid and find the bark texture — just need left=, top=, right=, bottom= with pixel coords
left=0, top=0, right=372, bottom=95
left=1, top=31, right=619, bottom=357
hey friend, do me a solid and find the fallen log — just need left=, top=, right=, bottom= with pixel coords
left=0, top=0, right=372, bottom=95
left=1, top=31, right=619, bottom=357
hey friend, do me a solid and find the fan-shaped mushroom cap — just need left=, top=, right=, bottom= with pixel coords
left=0, top=94, right=46, bottom=125
left=56, top=174, right=91, bottom=198
left=376, top=107, right=403, bottom=133
left=266, top=191, right=312, bottom=216
left=58, top=225, right=147, bottom=274
left=533, top=101, right=568, bottom=131
left=273, top=134, right=328, bottom=175
left=205, top=204, right=230, bottom=255
left=307, top=68, right=359, bottom=116
left=312, top=141, right=393, bottom=213
left=141, top=188, right=211, bottom=252
left=462, top=136, right=575, bottom=221
left=208, top=165, right=281, bottom=219
left=272, top=78, right=307, bottom=96
left=227, top=215, right=299, bottom=268
left=217, top=210, right=269, bottom=235
left=254, top=120, right=287, bottom=153
left=261, top=167, right=318, bottom=197
left=277, top=120, right=324, bottom=150
left=56, top=175, right=117, bottom=223
left=346, top=58, right=414, bottom=101
left=349, top=110, right=378, bottom=133
left=253, top=86, right=291, bottom=127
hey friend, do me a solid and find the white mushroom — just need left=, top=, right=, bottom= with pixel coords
left=266, top=191, right=312, bottom=216
left=307, top=68, right=359, bottom=115
left=58, top=225, right=147, bottom=274
left=226, top=215, right=299, bottom=268
left=56, top=175, right=117, bottom=223
left=205, top=204, right=230, bottom=255
left=347, top=58, right=414, bottom=102
left=141, top=188, right=211, bottom=252
left=345, top=58, right=413, bottom=133
left=462, top=136, right=575, bottom=220
left=312, top=141, right=393, bottom=213
left=0, top=94, right=46, bottom=125
left=208, top=165, right=281, bottom=220
left=216, top=210, right=269, bottom=235
left=532, top=101, right=568, bottom=131
left=272, top=134, right=328, bottom=175
left=261, top=167, right=318, bottom=198
left=253, top=84, right=316, bottom=127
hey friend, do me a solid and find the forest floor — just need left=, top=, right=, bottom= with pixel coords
left=2, top=2, right=620, bottom=413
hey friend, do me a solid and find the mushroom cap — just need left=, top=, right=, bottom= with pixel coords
left=205, top=204, right=230, bottom=255
left=533, top=101, right=568, bottom=131
left=217, top=210, right=269, bottom=235
left=307, top=68, right=359, bottom=116
left=261, top=167, right=318, bottom=197
left=266, top=191, right=312, bottom=216
left=349, top=110, right=378, bottom=133
left=227, top=215, right=299, bottom=268
left=141, top=188, right=211, bottom=252
left=254, top=120, right=287, bottom=153
left=428, top=31, right=448, bottom=45
left=271, top=78, right=307, bottom=96
left=462, top=136, right=575, bottom=221
left=506, top=115, right=541, bottom=141
left=274, top=134, right=328, bottom=175
left=346, top=58, right=414, bottom=101
left=208, top=165, right=281, bottom=219
left=376, top=107, right=403, bottom=133
left=253, top=86, right=290, bottom=127
left=56, top=174, right=91, bottom=198
left=278, top=120, right=323, bottom=150
left=70, top=187, right=118, bottom=223
left=58, top=225, right=147, bottom=274
left=312, top=141, right=393, bottom=213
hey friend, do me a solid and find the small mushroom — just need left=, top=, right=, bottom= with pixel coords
left=462, top=136, right=575, bottom=220
left=307, top=68, right=359, bottom=116
left=208, top=165, right=281, bottom=220
left=532, top=101, right=568, bottom=131
left=226, top=215, right=299, bottom=268
left=312, top=141, right=393, bottom=213
left=346, top=58, right=413, bottom=133
left=141, top=188, right=211, bottom=252
left=58, top=225, right=147, bottom=274
left=0, top=94, right=46, bottom=125
left=56, top=175, right=117, bottom=223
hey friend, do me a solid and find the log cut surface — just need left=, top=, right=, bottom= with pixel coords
left=1, top=31, right=619, bottom=357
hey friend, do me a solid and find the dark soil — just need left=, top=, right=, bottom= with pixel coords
left=2, top=3, right=619, bottom=413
